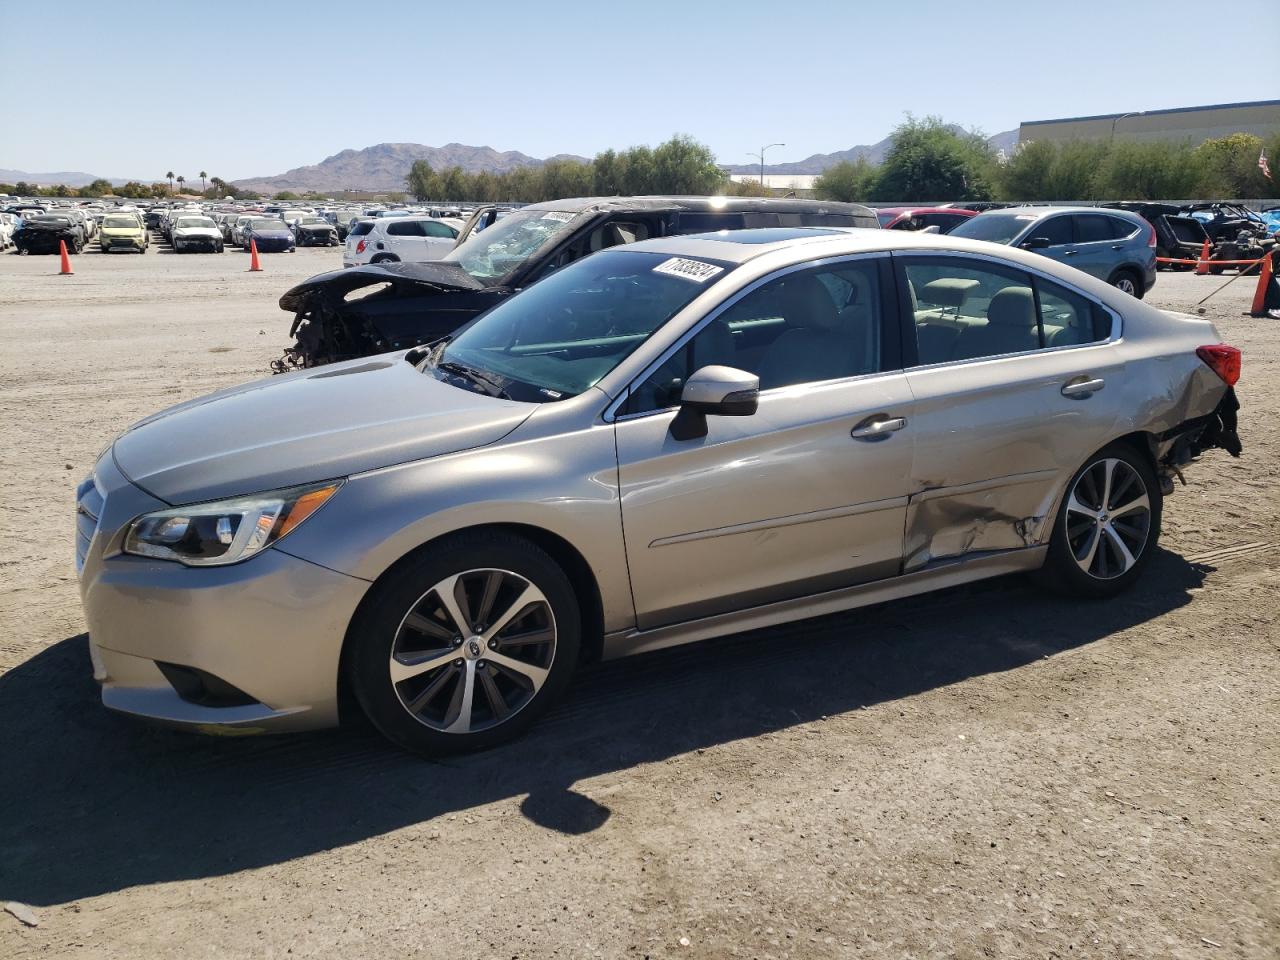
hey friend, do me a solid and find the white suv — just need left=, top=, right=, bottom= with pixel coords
left=343, top=216, right=459, bottom=267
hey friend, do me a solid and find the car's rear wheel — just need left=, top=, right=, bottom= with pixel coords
left=349, top=531, right=580, bottom=756
left=1110, top=269, right=1142, bottom=298
left=371, top=253, right=398, bottom=264
left=1039, top=443, right=1161, bottom=598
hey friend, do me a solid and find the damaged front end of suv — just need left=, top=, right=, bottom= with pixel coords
left=272, top=261, right=504, bottom=372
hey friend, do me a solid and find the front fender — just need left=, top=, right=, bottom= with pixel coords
left=275, top=422, right=634, bottom=633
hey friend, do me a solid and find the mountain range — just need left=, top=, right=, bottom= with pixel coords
left=3, top=128, right=1022, bottom=193
left=230, top=143, right=592, bottom=194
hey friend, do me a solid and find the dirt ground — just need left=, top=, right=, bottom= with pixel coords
left=0, top=244, right=1276, bottom=960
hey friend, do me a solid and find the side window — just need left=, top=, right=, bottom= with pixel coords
left=1107, top=216, right=1138, bottom=240
left=1035, top=277, right=1112, bottom=347
left=903, top=258, right=1040, bottom=365
left=622, top=261, right=884, bottom=414
left=423, top=221, right=455, bottom=238
left=1074, top=215, right=1114, bottom=244
left=1029, top=216, right=1073, bottom=247
left=386, top=221, right=423, bottom=237
left=676, top=212, right=746, bottom=233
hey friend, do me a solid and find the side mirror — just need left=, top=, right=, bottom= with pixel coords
left=1021, top=236, right=1052, bottom=250
left=669, top=365, right=759, bottom=441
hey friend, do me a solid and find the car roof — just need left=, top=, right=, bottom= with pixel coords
left=519, top=195, right=877, bottom=217
left=618, top=225, right=1120, bottom=269
left=975, top=205, right=1144, bottom=221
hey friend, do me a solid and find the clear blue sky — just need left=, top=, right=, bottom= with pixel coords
left=1, top=0, right=1270, bottom=181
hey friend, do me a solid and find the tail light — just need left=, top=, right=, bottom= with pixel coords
left=356, top=239, right=366, bottom=254
left=1144, top=219, right=1157, bottom=248
left=1197, top=344, right=1241, bottom=386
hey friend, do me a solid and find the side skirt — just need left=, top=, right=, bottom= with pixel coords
left=601, top=546, right=1048, bottom=660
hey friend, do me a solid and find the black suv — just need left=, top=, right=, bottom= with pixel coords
left=274, top=196, right=879, bottom=370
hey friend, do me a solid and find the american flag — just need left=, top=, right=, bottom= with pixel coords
left=1261, top=149, right=1273, bottom=180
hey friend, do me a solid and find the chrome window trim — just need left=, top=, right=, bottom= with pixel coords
left=892, top=248, right=1124, bottom=372
left=603, top=251, right=893, bottom=424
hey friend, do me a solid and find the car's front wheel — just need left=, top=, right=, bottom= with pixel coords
left=349, top=531, right=581, bottom=756
left=1040, top=443, right=1162, bottom=598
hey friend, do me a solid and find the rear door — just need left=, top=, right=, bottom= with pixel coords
left=614, top=255, right=914, bottom=628
left=422, top=219, right=459, bottom=259
left=895, top=253, right=1122, bottom=570
left=385, top=220, right=428, bottom=260
left=1068, top=214, right=1126, bottom=281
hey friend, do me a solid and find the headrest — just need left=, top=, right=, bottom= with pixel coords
left=919, top=278, right=979, bottom=309
left=784, top=274, right=839, bottom=332
left=987, top=286, right=1036, bottom=328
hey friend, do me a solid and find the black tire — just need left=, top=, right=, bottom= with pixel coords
left=1037, top=442, right=1162, bottom=599
left=1109, top=268, right=1143, bottom=299
left=370, top=254, right=398, bottom=264
left=349, top=531, right=581, bottom=756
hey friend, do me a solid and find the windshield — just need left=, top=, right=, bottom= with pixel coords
left=177, top=217, right=215, bottom=229
left=299, top=217, right=327, bottom=225
left=250, top=219, right=282, bottom=230
left=103, top=216, right=138, bottom=229
left=948, top=213, right=1038, bottom=245
left=437, top=249, right=732, bottom=402
left=444, top=208, right=580, bottom=282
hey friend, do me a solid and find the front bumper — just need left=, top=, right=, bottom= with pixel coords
left=174, top=236, right=221, bottom=251
left=78, top=453, right=369, bottom=733
left=298, top=231, right=337, bottom=245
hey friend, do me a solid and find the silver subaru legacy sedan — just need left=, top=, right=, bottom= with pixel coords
left=77, top=227, right=1242, bottom=755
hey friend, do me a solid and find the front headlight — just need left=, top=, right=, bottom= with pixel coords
left=124, top=480, right=342, bottom=566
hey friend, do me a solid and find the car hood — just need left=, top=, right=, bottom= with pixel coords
left=175, top=227, right=220, bottom=237
left=279, top=261, right=485, bottom=311
left=297, top=223, right=333, bottom=231
left=101, top=227, right=142, bottom=235
left=112, top=354, right=536, bottom=504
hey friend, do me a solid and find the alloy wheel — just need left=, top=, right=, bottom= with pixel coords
left=1064, top=458, right=1152, bottom=580
left=389, top=568, right=557, bottom=734
left=1113, top=275, right=1137, bottom=296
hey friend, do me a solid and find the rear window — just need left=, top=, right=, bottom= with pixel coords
left=349, top=221, right=376, bottom=237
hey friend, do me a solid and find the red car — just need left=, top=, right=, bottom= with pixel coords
left=875, top=207, right=977, bottom=233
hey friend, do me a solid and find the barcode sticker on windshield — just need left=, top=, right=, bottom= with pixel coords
left=540, top=211, right=575, bottom=222
left=653, top=258, right=724, bottom=283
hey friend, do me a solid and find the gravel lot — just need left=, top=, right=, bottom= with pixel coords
left=0, top=246, right=1276, bottom=959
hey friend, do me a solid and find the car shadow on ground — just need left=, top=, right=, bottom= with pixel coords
left=0, top=548, right=1208, bottom=906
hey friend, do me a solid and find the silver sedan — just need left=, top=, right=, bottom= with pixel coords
left=77, top=227, right=1242, bottom=754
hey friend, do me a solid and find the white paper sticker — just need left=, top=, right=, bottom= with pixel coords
left=653, top=257, right=724, bottom=283
left=540, top=211, right=575, bottom=222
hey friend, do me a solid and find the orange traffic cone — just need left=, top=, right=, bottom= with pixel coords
left=248, top=238, right=263, bottom=272
left=1249, top=250, right=1278, bottom=317
left=58, top=239, right=73, bottom=275
left=1194, top=239, right=1211, bottom=276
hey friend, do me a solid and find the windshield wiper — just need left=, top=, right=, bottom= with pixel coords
left=435, top=360, right=510, bottom=399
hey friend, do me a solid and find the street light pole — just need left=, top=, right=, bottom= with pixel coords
left=748, top=143, right=785, bottom=185
left=1110, top=111, right=1139, bottom=142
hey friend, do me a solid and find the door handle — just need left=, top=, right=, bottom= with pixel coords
left=851, top=416, right=907, bottom=441
left=1061, top=377, right=1105, bottom=398
left=1061, top=249, right=1078, bottom=256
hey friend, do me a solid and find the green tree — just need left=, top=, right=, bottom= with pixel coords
left=996, top=140, right=1056, bottom=200
left=199, top=170, right=207, bottom=193
left=651, top=134, right=725, bottom=194
left=871, top=116, right=994, bottom=202
left=273, top=190, right=301, bottom=200
left=150, top=183, right=169, bottom=198
left=592, top=148, right=623, bottom=195
left=176, top=175, right=186, bottom=194
left=1095, top=140, right=1202, bottom=200
left=166, top=171, right=174, bottom=193
left=79, top=178, right=114, bottom=197
left=541, top=159, right=593, bottom=201
left=14, top=181, right=34, bottom=195
left=813, top=158, right=876, bottom=201
left=1194, top=133, right=1268, bottom=197
left=406, top=159, right=436, bottom=200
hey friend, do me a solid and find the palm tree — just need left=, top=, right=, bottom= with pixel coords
left=199, top=170, right=207, bottom=193
left=176, top=175, right=186, bottom=195
left=166, top=171, right=174, bottom=193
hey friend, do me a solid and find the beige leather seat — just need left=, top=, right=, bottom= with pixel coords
left=951, top=286, right=1039, bottom=361
left=758, top=275, right=851, bottom=390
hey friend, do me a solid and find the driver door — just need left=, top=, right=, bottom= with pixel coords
left=613, top=256, right=914, bottom=629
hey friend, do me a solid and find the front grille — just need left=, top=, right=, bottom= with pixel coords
left=75, top=474, right=104, bottom=573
